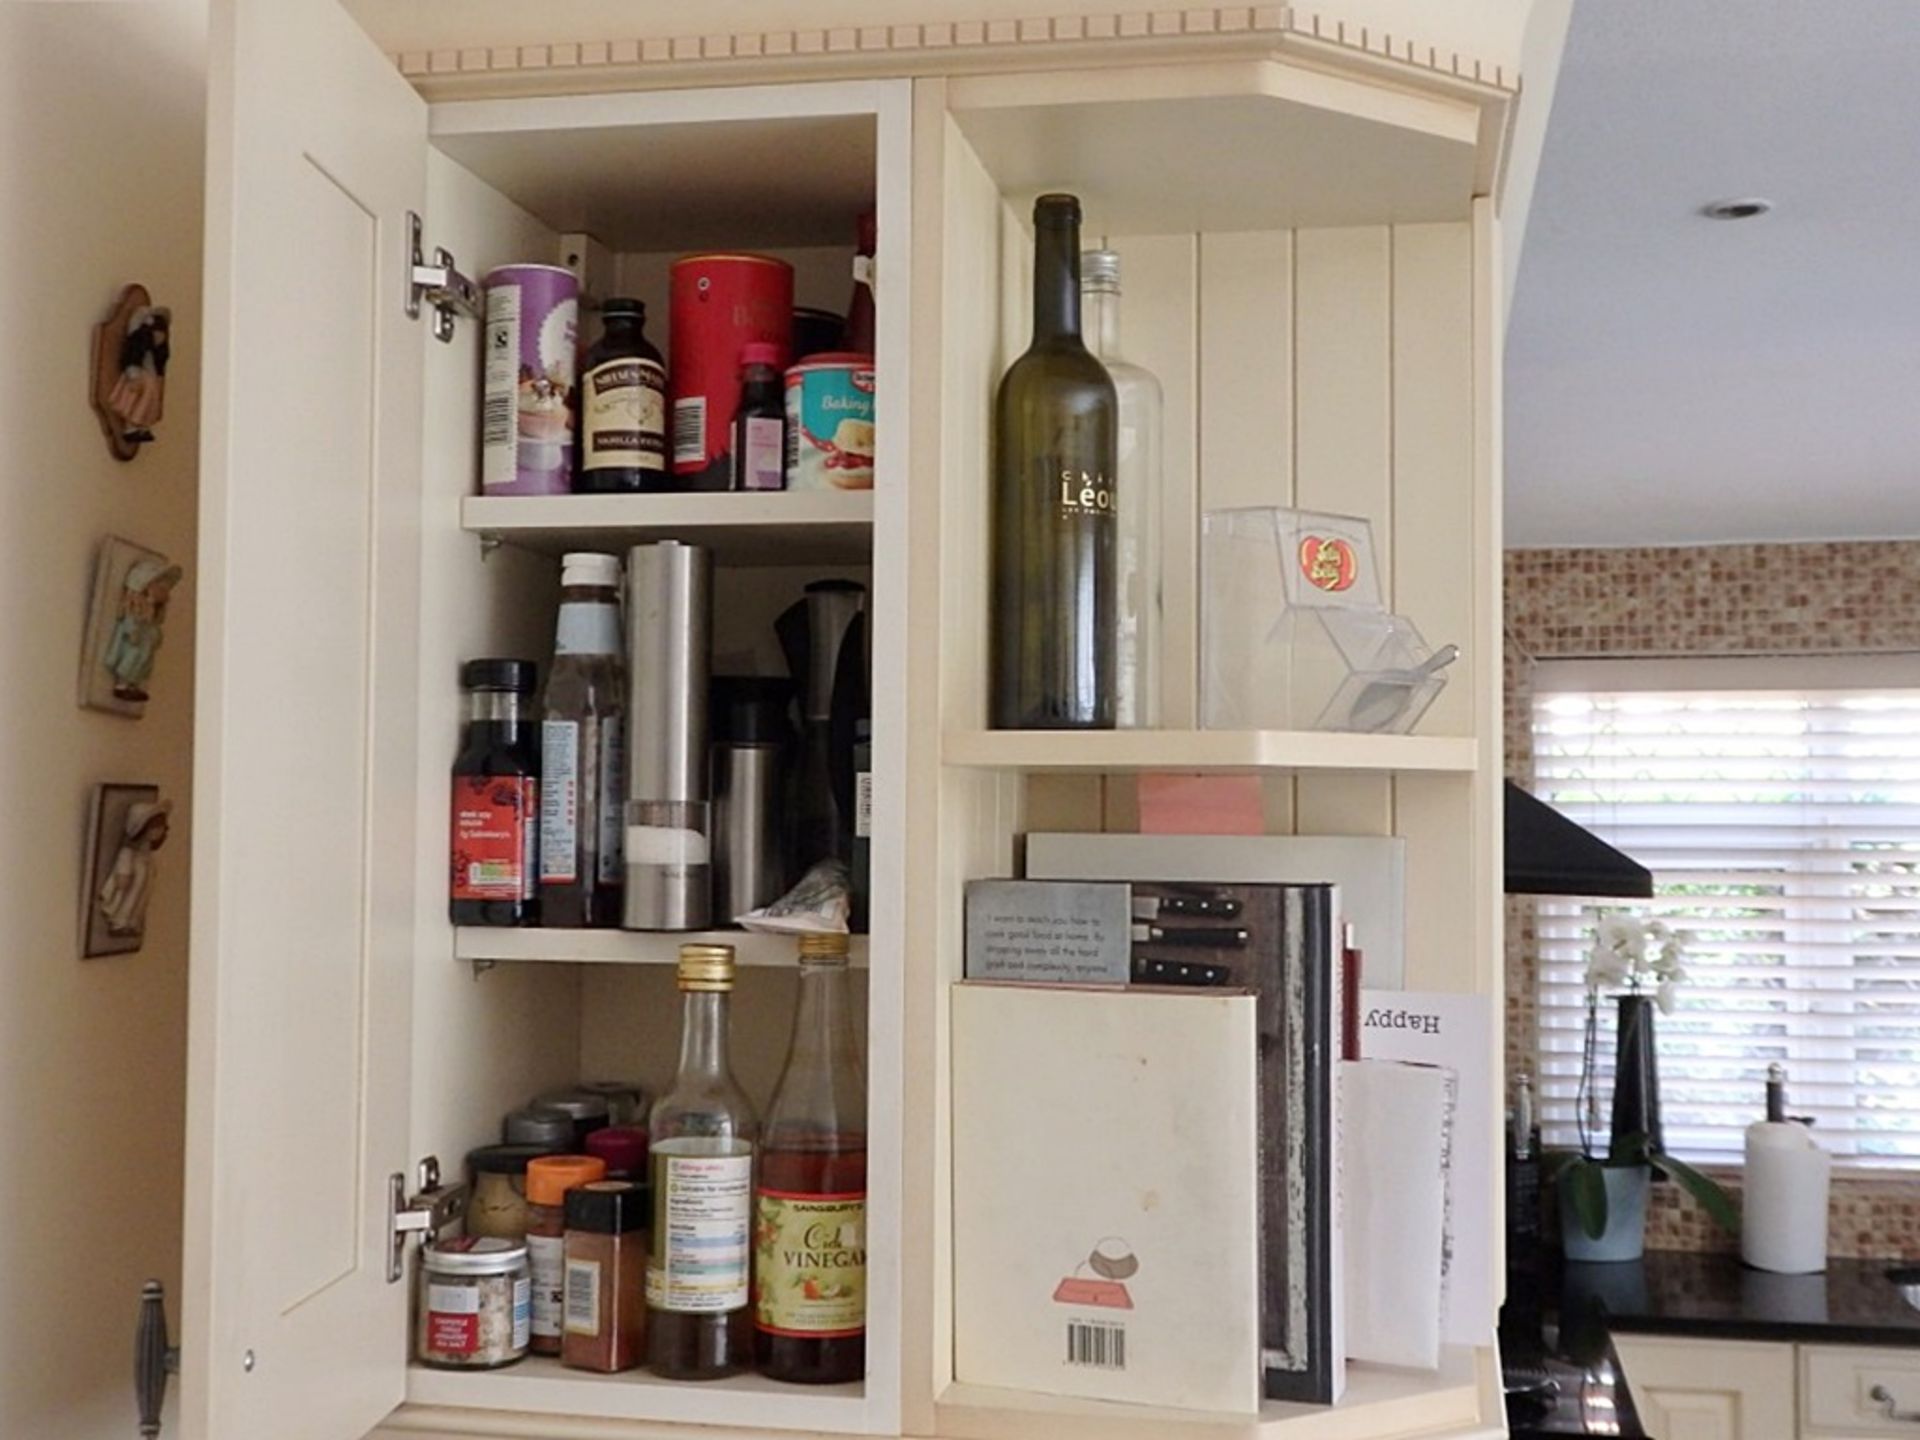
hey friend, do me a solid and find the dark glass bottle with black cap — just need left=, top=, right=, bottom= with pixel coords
left=450, top=658, right=541, bottom=927
left=990, top=193, right=1118, bottom=730
left=576, top=298, right=668, bottom=495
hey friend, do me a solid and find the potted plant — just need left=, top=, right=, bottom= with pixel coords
left=1546, top=916, right=1738, bottom=1261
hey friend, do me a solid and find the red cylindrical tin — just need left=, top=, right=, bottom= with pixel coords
left=669, top=254, right=794, bottom=490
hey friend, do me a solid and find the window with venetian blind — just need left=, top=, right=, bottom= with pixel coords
left=1529, top=655, right=1920, bottom=1167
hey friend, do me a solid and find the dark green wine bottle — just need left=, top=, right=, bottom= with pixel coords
left=990, top=194, right=1119, bottom=730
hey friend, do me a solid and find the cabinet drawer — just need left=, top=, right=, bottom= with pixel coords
left=1803, top=1345, right=1920, bottom=1436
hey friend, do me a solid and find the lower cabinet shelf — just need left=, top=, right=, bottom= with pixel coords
left=401, top=1357, right=864, bottom=1433
left=933, top=1346, right=1486, bottom=1440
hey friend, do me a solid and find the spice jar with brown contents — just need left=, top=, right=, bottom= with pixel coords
left=562, top=1180, right=648, bottom=1372
left=525, top=1154, right=607, bottom=1356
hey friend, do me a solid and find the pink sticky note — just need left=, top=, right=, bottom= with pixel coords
left=1136, top=774, right=1264, bottom=835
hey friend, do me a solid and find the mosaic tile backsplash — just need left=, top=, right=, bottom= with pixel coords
left=1506, top=541, right=1920, bottom=1258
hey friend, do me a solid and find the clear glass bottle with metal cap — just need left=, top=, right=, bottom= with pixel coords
left=756, top=932, right=868, bottom=1383
left=647, top=943, right=758, bottom=1378
left=1081, top=248, right=1164, bottom=728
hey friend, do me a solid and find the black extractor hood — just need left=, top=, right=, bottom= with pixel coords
left=1504, top=781, right=1654, bottom=898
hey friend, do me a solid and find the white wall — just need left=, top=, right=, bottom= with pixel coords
left=0, top=2, right=205, bottom=1435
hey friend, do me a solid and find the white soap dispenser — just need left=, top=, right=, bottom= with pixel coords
left=1741, top=1063, right=1832, bottom=1275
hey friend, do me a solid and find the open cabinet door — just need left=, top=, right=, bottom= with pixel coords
left=182, top=0, right=426, bottom=1437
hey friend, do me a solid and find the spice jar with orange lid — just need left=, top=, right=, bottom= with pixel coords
left=526, top=1154, right=607, bottom=1356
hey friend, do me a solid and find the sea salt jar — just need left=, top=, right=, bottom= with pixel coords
left=417, top=1237, right=531, bottom=1370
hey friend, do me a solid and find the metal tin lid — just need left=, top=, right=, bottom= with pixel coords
left=560, top=552, right=622, bottom=590
left=798, top=932, right=851, bottom=961
left=1081, top=248, right=1122, bottom=292
left=577, top=1079, right=648, bottom=1108
left=531, top=1089, right=614, bottom=1125
left=423, top=1235, right=528, bottom=1276
left=502, top=1106, right=575, bottom=1147
left=677, top=943, right=736, bottom=991
left=671, top=252, right=794, bottom=271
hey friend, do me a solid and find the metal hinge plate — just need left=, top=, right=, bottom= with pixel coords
left=406, top=212, right=483, bottom=343
left=388, top=1156, right=466, bottom=1283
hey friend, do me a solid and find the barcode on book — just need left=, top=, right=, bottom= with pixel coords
left=672, top=397, right=706, bottom=466
left=1066, top=1320, right=1126, bottom=1370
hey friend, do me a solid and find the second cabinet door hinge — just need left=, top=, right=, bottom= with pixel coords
left=388, top=1156, right=466, bottom=1282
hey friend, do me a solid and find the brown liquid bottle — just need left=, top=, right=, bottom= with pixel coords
left=647, top=945, right=758, bottom=1378
left=755, top=932, right=867, bottom=1383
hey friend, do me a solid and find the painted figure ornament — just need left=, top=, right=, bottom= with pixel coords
left=97, top=799, right=172, bottom=938
left=102, top=555, right=182, bottom=703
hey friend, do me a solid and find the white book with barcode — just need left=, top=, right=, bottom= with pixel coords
left=952, top=982, right=1263, bottom=1415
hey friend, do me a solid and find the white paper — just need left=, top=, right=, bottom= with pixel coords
left=1359, top=989, right=1495, bottom=1347
left=1340, top=1060, right=1452, bottom=1368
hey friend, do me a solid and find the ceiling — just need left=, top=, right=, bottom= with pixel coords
left=1506, top=0, right=1920, bottom=547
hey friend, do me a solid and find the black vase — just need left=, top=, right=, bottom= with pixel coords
left=1610, top=993, right=1665, bottom=1157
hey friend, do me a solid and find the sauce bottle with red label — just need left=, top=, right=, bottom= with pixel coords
left=450, top=658, right=540, bottom=926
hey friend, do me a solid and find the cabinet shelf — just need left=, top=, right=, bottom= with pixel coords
left=402, top=1357, right=862, bottom=1433
left=461, top=490, right=874, bottom=564
left=935, top=1347, right=1482, bottom=1440
left=942, top=729, right=1479, bottom=775
left=454, top=927, right=869, bottom=967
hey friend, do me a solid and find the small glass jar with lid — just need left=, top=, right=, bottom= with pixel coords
left=465, top=1144, right=556, bottom=1242
left=502, top=1105, right=575, bottom=1150
left=531, top=1088, right=614, bottom=1146
left=417, top=1237, right=531, bottom=1370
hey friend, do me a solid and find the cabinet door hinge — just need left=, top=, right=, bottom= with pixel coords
left=406, top=212, right=483, bottom=343
left=388, top=1156, right=467, bottom=1282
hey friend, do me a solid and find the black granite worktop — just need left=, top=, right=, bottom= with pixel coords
left=1546, top=1249, right=1920, bottom=1348
left=1502, top=1249, right=1920, bottom=1440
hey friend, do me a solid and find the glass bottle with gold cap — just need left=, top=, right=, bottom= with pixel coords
left=646, top=943, right=758, bottom=1379
left=755, top=932, right=867, bottom=1383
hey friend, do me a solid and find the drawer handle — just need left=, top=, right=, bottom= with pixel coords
left=1871, top=1386, right=1920, bottom=1423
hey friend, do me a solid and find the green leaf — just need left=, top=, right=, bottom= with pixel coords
left=1649, top=1151, right=1741, bottom=1235
left=1566, top=1159, right=1609, bottom=1240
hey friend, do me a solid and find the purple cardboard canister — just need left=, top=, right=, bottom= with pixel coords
left=480, top=264, right=578, bottom=496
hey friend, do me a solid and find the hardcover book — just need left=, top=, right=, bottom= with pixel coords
left=1024, top=847, right=1347, bottom=1405
left=952, top=982, right=1263, bottom=1414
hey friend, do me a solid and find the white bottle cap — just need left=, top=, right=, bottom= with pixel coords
left=560, top=552, right=622, bottom=589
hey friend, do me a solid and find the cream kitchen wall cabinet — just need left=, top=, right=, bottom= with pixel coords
left=178, top=3, right=1519, bottom=1439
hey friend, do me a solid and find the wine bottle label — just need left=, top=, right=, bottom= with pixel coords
left=450, top=775, right=536, bottom=901
left=752, top=1190, right=867, bottom=1338
left=647, top=1148, right=752, bottom=1312
left=1057, top=467, right=1116, bottom=517
left=539, top=720, right=580, bottom=885
left=580, top=357, right=666, bottom=472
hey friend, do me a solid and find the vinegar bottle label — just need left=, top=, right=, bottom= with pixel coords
left=753, top=1190, right=867, bottom=1338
